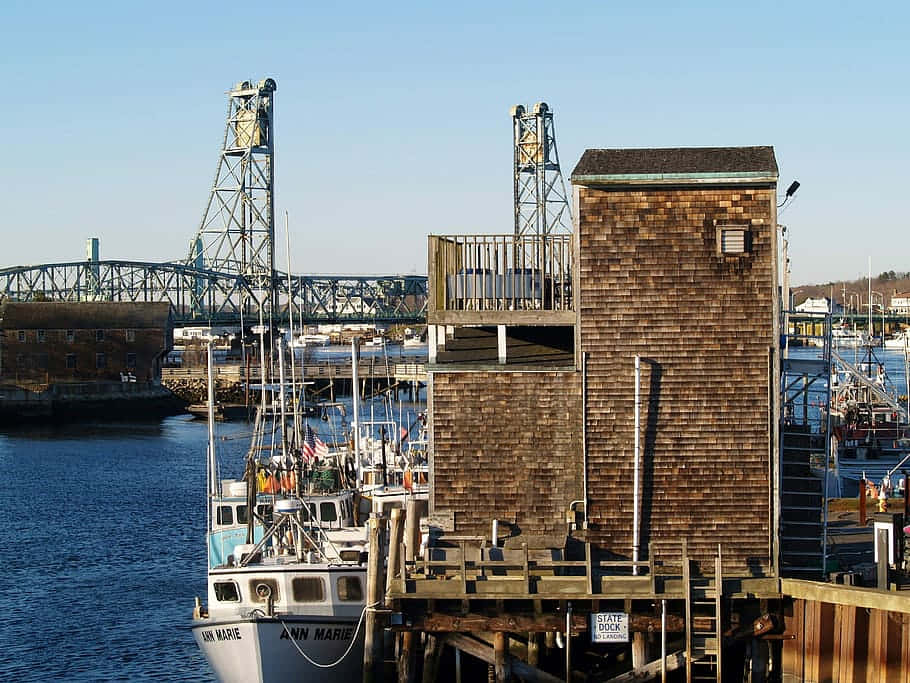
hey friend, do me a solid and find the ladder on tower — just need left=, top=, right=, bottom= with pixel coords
left=684, top=541, right=723, bottom=682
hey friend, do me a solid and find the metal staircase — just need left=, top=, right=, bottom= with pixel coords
left=684, top=542, right=723, bottom=682
left=779, top=311, right=832, bottom=579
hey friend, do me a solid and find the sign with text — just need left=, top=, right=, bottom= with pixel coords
left=590, top=612, right=629, bottom=643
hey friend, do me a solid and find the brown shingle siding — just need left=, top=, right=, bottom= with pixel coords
left=578, top=184, right=776, bottom=575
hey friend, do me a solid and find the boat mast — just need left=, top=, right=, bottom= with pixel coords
left=352, top=337, right=363, bottom=489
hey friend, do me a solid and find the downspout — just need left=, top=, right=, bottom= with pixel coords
left=633, top=354, right=641, bottom=575
left=582, top=352, right=589, bottom=526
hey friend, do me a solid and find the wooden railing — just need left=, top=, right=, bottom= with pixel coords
left=429, top=234, right=573, bottom=315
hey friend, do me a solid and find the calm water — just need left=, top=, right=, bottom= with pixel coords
left=0, top=416, right=249, bottom=682
left=0, top=378, right=424, bottom=682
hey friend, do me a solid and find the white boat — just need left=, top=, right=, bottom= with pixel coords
left=191, top=345, right=368, bottom=683
left=403, top=334, right=425, bottom=347
left=831, top=324, right=867, bottom=347
left=884, top=329, right=910, bottom=349
left=290, top=333, right=331, bottom=348
left=363, top=336, right=385, bottom=347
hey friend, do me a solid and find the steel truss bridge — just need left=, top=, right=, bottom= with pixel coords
left=0, top=261, right=428, bottom=325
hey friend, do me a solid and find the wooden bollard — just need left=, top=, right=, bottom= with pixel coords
left=387, top=508, right=404, bottom=598
left=364, top=515, right=387, bottom=683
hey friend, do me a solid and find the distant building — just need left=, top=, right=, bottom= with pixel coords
left=0, top=301, right=173, bottom=386
left=795, top=296, right=841, bottom=314
left=889, top=292, right=910, bottom=315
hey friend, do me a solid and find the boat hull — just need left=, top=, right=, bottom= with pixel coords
left=192, top=615, right=363, bottom=683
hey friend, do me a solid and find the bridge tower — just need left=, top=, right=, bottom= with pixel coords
left=511, top=102, right=573, bottom=236
left=189, top=79, right=277, bottom=294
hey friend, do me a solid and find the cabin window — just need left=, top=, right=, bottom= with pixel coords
left=126, top=329, right=135, bottom=342
left=96, top=353, right=106, bottom=369
left=126, top=353, right=137, bottom=369
left=249, top=579, right=280, bottom=604
left=291, top=577, right=325, bottom=603
left=216, top=505, right=234, bottom=525
left=255, top=504, right=273, bottom=524
left=66, top=353, right=77, bottom=369
left=337, top=576, right=363, bottom=602
left=17, top=331, right=25, bottom=342
left=236, top=505, right=248, bottom=525
left=716, top=225, right=750, bottom=255
left=214, top=581, right=240, bottom=602
left=320, top=502, right=338, bottom=523
left=96, top=330, right=105, bottom=342
left=37, top=330, right=46, bottom=343
left=66, top=329, right=75, bottom=343
left=306, top=503, right=318, bottom=522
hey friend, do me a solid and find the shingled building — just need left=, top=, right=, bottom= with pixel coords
left=426, top=146, right=780, bottom=576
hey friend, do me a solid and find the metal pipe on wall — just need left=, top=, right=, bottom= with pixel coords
left=633, top=354, right=641, bottom=574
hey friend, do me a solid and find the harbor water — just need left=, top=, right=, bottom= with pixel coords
left=0, top=379, right=424, bottom=681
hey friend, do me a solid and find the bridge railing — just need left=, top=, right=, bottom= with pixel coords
left=428, top=234, right=573, bottom=323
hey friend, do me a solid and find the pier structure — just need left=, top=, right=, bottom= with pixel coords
left=367, top=145, right=910, bottom=681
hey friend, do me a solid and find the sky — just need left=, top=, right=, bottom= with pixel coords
left=1, top=1, right=907, bottom=286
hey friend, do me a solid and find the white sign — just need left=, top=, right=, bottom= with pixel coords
left=590, top=612, right=629, bottom=643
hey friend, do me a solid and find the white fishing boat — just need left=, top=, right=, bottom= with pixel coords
left=884, top=329, right=910, bottom=349
left=191, top=344, right=368, bottom=683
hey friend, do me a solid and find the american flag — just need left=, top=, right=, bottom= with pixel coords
left=302, top=424, right=329, bottom=462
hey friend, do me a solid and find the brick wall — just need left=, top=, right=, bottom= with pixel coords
left=578, top=186, right=777, bottom=575
left=430, top=370, right=583, bottom=541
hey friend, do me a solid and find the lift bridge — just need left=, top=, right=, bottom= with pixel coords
left=0, top=78, right=428, bottom=326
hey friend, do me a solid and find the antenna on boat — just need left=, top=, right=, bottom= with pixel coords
left=206, top=341, right=218, bottom=504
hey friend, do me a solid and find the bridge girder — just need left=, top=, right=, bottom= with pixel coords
left=0, top=261, right=428, bottom=326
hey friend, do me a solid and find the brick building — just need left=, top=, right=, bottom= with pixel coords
left=0, top=301, right=173, bottom=387
left=426, top=146, right=780, bottom=576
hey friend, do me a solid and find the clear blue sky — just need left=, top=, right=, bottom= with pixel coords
left=2, top=1, right=907, bottom=285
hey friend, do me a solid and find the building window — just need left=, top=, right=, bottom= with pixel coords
left=17, top=331, right=25, bottom=343
left=126, top=353, right=137, bottom=369
left=126, top=329, right=135, bottom=342
left=66, top=354, right=77, bottom=369
left=37, top=353, right=48, bottom=370
left=66, top=329, right=75, bottom=343
left=96, top=330, right=104, bottom=342
left=16, top=354, right=24, bottom=368
left=717, top=226, right=750, bottom=255
left=96, top=353, right=106, bottom=369
left=37, top=330, right=46, bottom=343
left=291, top=577, right=325, bottom=603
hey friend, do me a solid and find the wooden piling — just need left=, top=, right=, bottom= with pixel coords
left=405, top=498, right=422, bottom=563
left=859, top=478, right=867, bottom=526
left=493, top=632, right=509, bottom=683
left=422, top=634, right=442, bottom=683
left=527, top=632, right=539, bottom=667
left=364, top=515, right=387, bottom=683
left=387, top=508, right=404, bottom=597
left=398, top=631, right=416, bottom=683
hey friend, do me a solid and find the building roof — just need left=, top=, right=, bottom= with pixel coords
left=0, top=301, right=172, bottom=329
left=571, top=146, right=778, bottom=186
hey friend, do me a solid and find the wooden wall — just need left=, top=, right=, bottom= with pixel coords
left=577, top=185, right=777, bottom=575
left=429, top=370, right=583, bottom=542
left=781, top=580, right=910, bottom=682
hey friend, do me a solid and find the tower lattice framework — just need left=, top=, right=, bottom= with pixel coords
left=511, top=102, right=573, bottom=237
left=189, top=78, right=277, bottom=292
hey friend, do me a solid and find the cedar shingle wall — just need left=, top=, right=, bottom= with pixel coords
left=579, top=186, right=776, bottom=576
left=430, top=371, right=583, bottom=539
